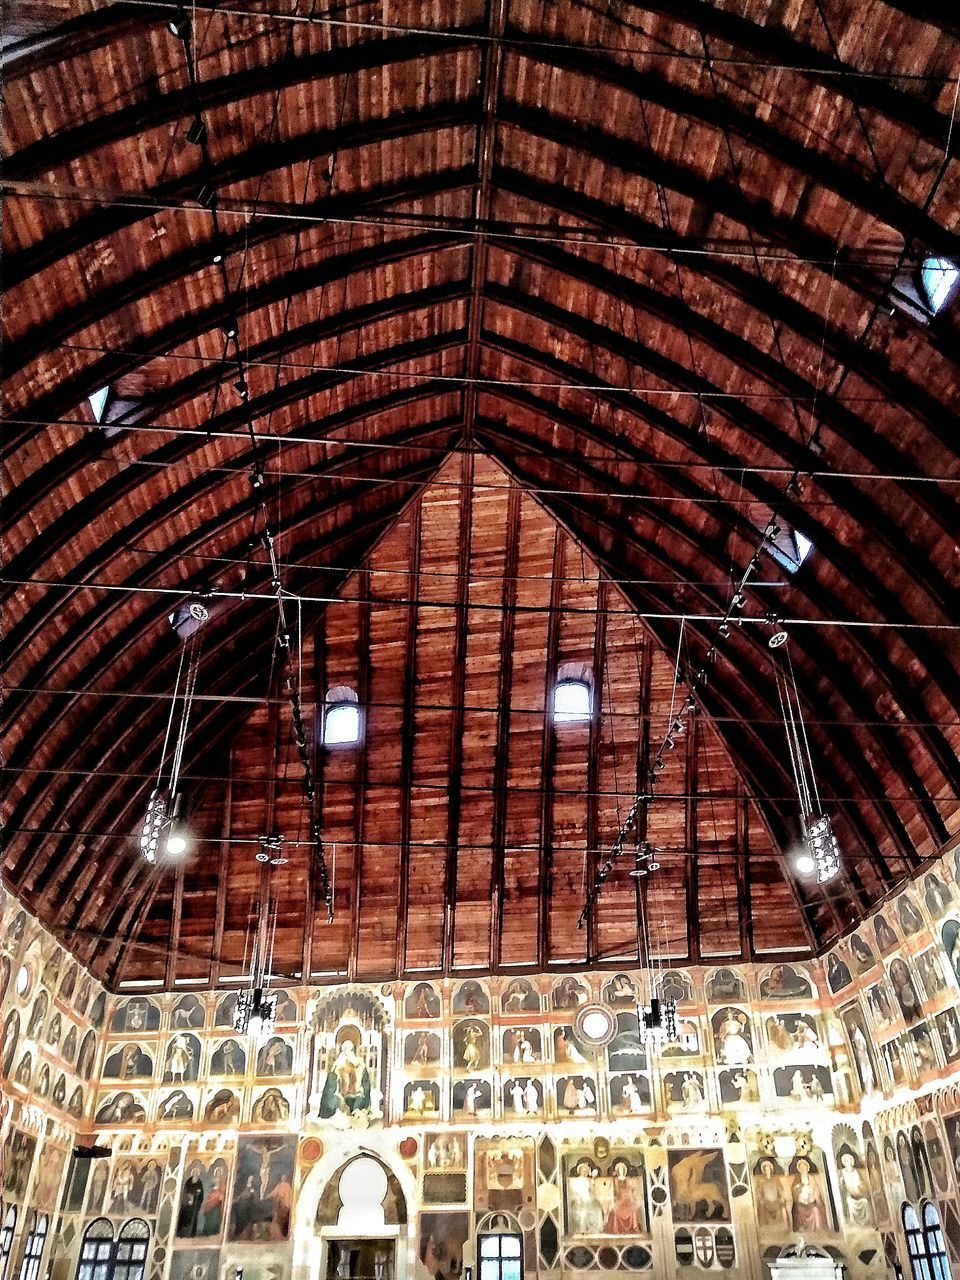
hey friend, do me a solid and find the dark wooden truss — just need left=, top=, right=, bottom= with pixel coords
left=2, top=0, right=958, bottom=987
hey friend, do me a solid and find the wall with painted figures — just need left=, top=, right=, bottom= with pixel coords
left=5, top=847, right=960, bottom=1280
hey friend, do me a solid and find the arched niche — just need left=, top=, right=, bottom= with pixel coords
left=292, top=1142, right=417, bottom=1280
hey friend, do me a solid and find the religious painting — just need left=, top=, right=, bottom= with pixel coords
left=916, top=948, right=949, bottom=1000
left=873, top=914, right=899, bottom=956
left=103, top=1041, right=154, bottom=1080
left=26, top=990, right=48, bottom=1039
left=164, top=1032, right=202, bottom=1083
left=94, top=1091, right=146, bottom=1124
left=403, top=1081, right=440, bottom=1118
left=502, top=1027, right=541, bottom=1064
left=68, top=1085, right=84, bottom=1119
left=426, top=1133, right=467, bottom=1172
left=832, top=1139, right=873, bottom=1228
left=863, top=1135, right=891, bottom=1228
left=58, top=962, right=77, bottom=1002
left=503, top=1077, right=543, bottom=1117
left=603, top=973, right=637, bottom=1006
left=553, top=976, right=589, bottom=1010
left=880, top=1037, right=909, bottom=1089
left=763, top=1012, right=822, bottom=1057
left=168, top=1249, right=219, bottom=1280
left=204, top=1088, right=242, bottom=1125
left=944, top=1115, right=960, bottom=1186
left=848, top=932, right=876, bottom=975
left=942, top=919, right=960, bottom=984
left=898, top=894, right=924, bottom=936
left=759, top=965, right=812, bottom=1001
left=500, top=977, right=540, bottom=1013
left=841, top=1005, right=879, bottom=1095
left=825, top=950, right=852, bottom=994
left=865, top=980, right=896, bottom=1031
left=718, top=1068, right=760, bottom=1105
left=606, top=1011, right=647, bottom=1072
left=452, top=1079, right=491, bottom=1119
left=272, top=990, right=299, bottom=1024
left=911, top=1023, right=937, bottom=1074
left=935, top=1008, right=960, bottom=1062
left=256, top=1036, right=294, bottom=1077
left=896, top=1131, right=922, bottom=1203
left=109, top=997, right=161, bottom=1034
left=312, top=990, right=386, bottom=1125
left=77, top=1029, right=97, bottom=1079
left=1, top=1010, right=19, bottom=1077
left=925, top=873, right=953, bottom=918
left=554, top=1025, right=597, bottom=1067
left=172, top=994, right=206, bottom=1029
left=563, top=1154, right=647, bottom=1236
left=751, top=1157, right=792, bottom=1233
left=14, top=1050, right=33, bottom=1087
left=87, top=1162, right=110, bottom=1216
left=46, top=1011, right=62, bottom=1049
left=659, top=970, right=694, bottom=1004
left=923, top=1120, right=951, bottom=1195
left=609, top=1073, right=652, bottom=1115
left=452, top=980, right=489, bottom=1016
left=667, top=1150, right=730, bottom=1223
left=214, top=991, right=238, bottom=1028
left=453, top=1019, right=489, bottom=1072
left=177, top=1154, right=230, bottom=1240
left=2, top=1130, right=36, bottom=1200
left=36, top=1064, right=50, bottom=1100
left=418, top=1211, right=469, bottom=1280
left=157, top=1088, right=195, bottom=1123
left=405, top=1031, right=441, bottom=1067
left=772, top=1065, right=832, bottom=1102
left=556, top=1075, right=598, bottom=1115
left=252, top=1087, right=291, bottom=1124
left=53, top=1072, right=67, bottom=1106
left=0, top=956, right=9, bottom=1004
left=474, top=1139, right=535, bottom=1212
left=109, top=1156, right=163, bottom=1216
left=911, top=1125, right=933, bottom=1198
left=89, top=991, right=106, bottom=1027
left=33, top=1143, right=66, bottom=1213
left=663, top=1070, right=706, bottom=1110
left=210, top=1038, right=246, bottom=1076
left=406, top=983, right=441, bottom=1019
left=705, top=968, right=746, bottom=1004
left=888, top=958, right=923, bottom=1023
left=77, top=976, right=91, bottom=1015
left=660, top=1018, right=700, bottom=1058
left=787, top=1153, right=834, bottom=1234
left=229, top=1135, right=295, bottom=1242
left=711, top=1008, right=753, bottom=1066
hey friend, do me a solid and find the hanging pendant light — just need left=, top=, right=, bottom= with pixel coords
left=772, top=640, right=841, bottom=883
left=139, top=624, right=203, bottom=863
left=234, top=895, right=281, bottom=1040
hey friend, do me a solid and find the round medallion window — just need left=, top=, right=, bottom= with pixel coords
left=574, top=1004, right=615, bottom=1046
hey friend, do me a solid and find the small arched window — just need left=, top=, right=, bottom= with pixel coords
left=902, top=1202, right=951, bottom=1280
left=322, top=685, right=361, bottom=746
left=921, top=256, right=959, bottom=314
left=479, top=1231, right=523, bottom=1280
left=0, top=1206, right=17, bottom=1280
left=553, top=679, right=592, bottom=724
left=75, top=1220, right=114, bottom=1280
left=114, top=1220, right=150, bottom=1280
left=17, top=1213, right=48, bottom=1280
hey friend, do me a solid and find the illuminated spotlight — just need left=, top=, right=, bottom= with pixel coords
left=802, top=813, right=841, bottom=883
left=165, top=828, right=189, bottom=857
left=794, top=852, right=817, bottom=876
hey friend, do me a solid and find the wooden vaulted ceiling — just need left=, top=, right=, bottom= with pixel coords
left=2, top=0, right=959, bottom=987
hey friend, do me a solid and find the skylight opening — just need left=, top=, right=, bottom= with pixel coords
left=921, top=256, right=959, bottom=314
left=88, top=387, right=110, bottom=422
left=322, top=686, right=361, bottom=746
left=769, top=526, right=813, bottom=574
left=553, top=678, right=592, bottom=724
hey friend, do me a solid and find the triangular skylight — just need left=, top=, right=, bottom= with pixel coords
left=88, top=386, right=110, bottom=422
left=921, top=256, right=958, bottom=314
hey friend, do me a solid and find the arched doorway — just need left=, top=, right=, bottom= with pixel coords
left=315, top=1155, right=408, bottom=1280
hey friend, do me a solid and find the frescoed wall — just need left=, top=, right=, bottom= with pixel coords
left=7, top=846, right=960, bottom=1280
